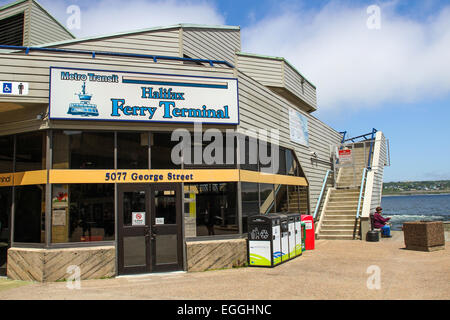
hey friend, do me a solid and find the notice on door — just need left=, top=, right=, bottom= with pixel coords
left=132, top=212, right=146, bottom=226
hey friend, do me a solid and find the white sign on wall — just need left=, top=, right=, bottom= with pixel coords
left=289, top=108, right=309, bottom=147
left=132, top=212, right=146, bottom=226
left=1, top=81, right=29, bottom=96
left=49, top=67, right=239, bottom=124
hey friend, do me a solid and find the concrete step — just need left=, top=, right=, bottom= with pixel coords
left=323, top=214, right=357, bottom=220
left=317, top=235, right=357, bottom=240
left=320, top=225, right=357, bottom=230
left=319, top=229, right=356, bottom=235
left=322, top=220, right=359, bottom=225
left=325, top=208, right=358, bottom=213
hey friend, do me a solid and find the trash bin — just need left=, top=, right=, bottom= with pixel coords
left=277, top=214, right=290, bottom=262
left=301, top=215, right=315, bottom=250
left=247, top=215, right=282, bottom=267
left=285, top=213, right=302, bottom=258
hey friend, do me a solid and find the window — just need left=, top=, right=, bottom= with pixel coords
left=0, top=13, right=24, bottom=46
left=184, top=183, right=238, bottom=237
left=241, top=182, right=259, bottom=233
left=117, top=132, right=149, bottom=169
left=53, top=131, right=114, bottom=169
left=240, top=135, right=258, bottom=171
left=274, top=185, right=289, bottom=213
left=51, top=184, right=114, bottom=243
left=151, top=132, right=181, bottom=169
left=259, top=184, right=275, bottom=214
left=0, top=135, right=14, bottom=173
left=0, top=187, right=12, bottom=274
left=14, top=185, right=45, bottom=243
left=15, top=131, right=45, bottom=172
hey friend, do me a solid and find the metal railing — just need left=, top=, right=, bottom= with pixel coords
left=313, top=169, right=333, bottom=220
left=343, top=128, right=378, bottom=169
left=0, top=45, right=235, bottom=68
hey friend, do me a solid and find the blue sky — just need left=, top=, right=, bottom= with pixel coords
left=2, top=0, right=449, bottom=182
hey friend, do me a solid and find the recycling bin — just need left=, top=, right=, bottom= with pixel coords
left=285, top=213, right=302, bottom=258
left=301, top=214, right=315, bottom=250
left=247, top=215, right=282, bottom=267
left=278, top=214, right=290, bottom=262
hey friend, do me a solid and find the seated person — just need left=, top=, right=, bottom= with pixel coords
left=373, top=206, right=392, bottom=237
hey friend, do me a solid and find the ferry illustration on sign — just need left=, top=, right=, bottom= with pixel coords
left=67, top=82, right=99, bottom=117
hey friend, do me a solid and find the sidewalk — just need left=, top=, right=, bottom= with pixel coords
left=0, top=231, right=448, bottom=300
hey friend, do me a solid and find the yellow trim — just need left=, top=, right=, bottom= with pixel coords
left=239, top=170, right=308, bottom=186
left=0, top=169, right=308, bottom=186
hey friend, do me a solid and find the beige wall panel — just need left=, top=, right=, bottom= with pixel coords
left=183, top=28, right=241, bottom=65
left=237, top=70, right=341, bottom=213
left=29, top=1, right=74, bottom=46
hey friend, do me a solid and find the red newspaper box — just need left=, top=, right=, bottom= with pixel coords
left=301, top=215, right=315, bottom=250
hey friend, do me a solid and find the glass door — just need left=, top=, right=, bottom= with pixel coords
left=150, top=184, right=183, bottom=273
left=118, top=185, right=151, bottom=275
left=118, top=184, right=183, bottom=275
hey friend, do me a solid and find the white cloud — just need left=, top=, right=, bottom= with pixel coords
left=241, top=2, right=450, bottom=111
left=39, top=0, right=225, bottom=37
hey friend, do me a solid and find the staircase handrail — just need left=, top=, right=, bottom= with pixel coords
left=356, top=168, right=368, bottom=219
left=313, top=169, right=333, bottom=220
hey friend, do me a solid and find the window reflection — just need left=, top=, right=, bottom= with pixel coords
left=185, top=183, right=238, bottom=237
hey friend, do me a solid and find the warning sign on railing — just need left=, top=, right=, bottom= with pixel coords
left=339, top=149, right=353, bottom=164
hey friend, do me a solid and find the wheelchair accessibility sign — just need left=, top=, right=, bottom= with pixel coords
left=1, top=81, right=29, bottom=95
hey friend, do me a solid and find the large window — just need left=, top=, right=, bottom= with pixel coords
left=241, top=182, right=259, bottom=233
left=184, top=183, right=238, bottom=237
left=0, top=135, right=13, bottom=173
left=51, top=184, right=114, bottom=243
left=259, top=183, right=275, bottom=214
left=14, top=185, right=45, bottom=243
left=117, top=132, right=149, bottom=169
left=15, top=132, right=45, bottom=172
left=151, top=132, right=181, bottom=169
left=0, top=187, right=11, bottom=275
left=53, top=131, right=114, bottom=169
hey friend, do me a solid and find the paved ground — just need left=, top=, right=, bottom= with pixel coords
left=0, top=231, right=448, bottom=300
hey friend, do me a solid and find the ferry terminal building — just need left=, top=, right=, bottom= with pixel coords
left=0, top=0, right=387, bottom=281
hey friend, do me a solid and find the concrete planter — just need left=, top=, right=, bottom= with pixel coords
left=403, top=221, right=445, bottom=252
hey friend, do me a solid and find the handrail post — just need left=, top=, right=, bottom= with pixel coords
left=356, top=168, right=367, bottom=219
left=367, top=128, right=377, bottom=169
left=313, top=169, right=332, bottom=219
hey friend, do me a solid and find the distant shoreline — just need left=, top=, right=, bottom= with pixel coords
left=383, top=192, right=450, bottom=197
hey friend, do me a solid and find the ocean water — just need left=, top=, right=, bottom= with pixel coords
left=381, top=194, right=450, bottom=230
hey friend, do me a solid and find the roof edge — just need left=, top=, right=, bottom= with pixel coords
left=37, top=23, right=240, bottom=48
left=237, top=51, right=316, bottom=89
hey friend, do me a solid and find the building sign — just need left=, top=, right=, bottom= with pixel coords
left=49, top=67, right=239, bottom=124
left=338, top=149, right=353, bottom=164
left=289, top=108, right=309, bottom=147
left=1, top=81, right=29, bottom=95
left=132, top=212, right=146, bottom=226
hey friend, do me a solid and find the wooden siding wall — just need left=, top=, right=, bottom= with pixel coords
left=236, top=54, right=283, bottom=87
left=28, top=1, right=74, bottom=46
left=369, top=132, right=387, bottom=214
left=361, top=131, right=387, bottom=218
left=284, top=63, right=317, bottom=110
left=51, top=29, right=181, bottom=57
left=183, top=28, right=241, bottom=66
left=237, top=70, right=342, bottom=213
